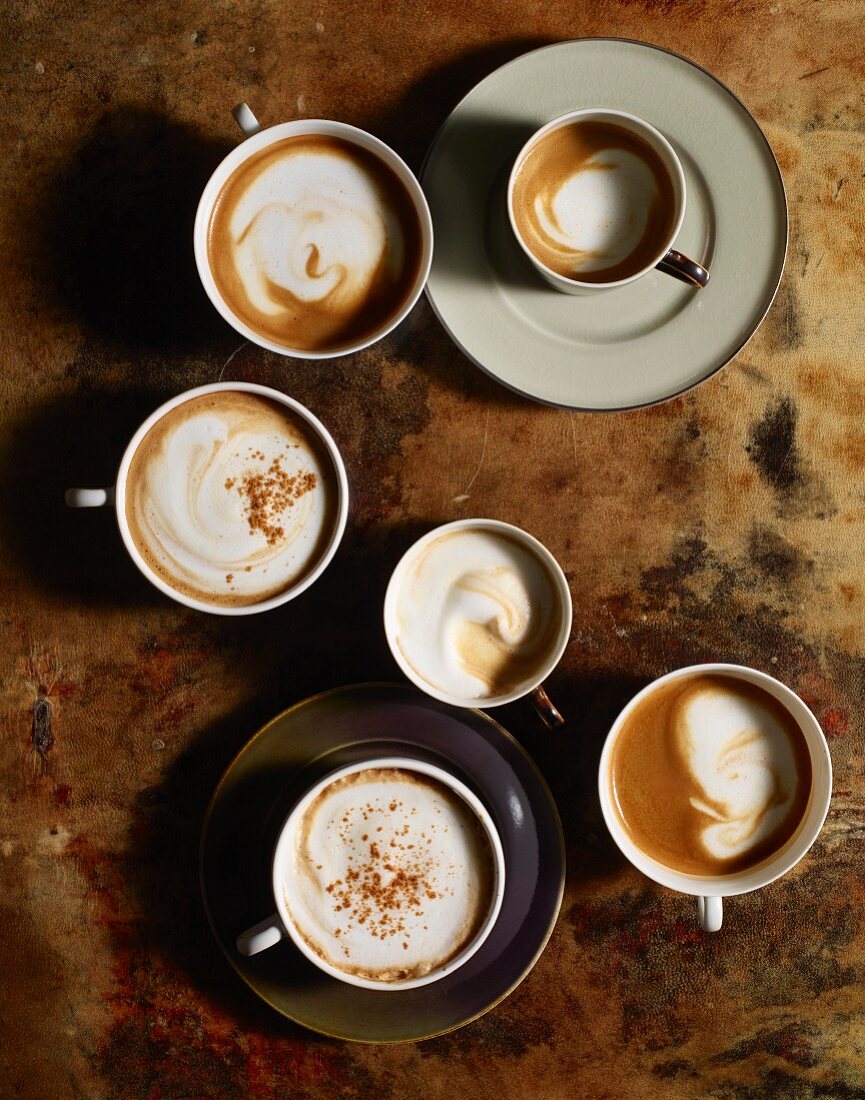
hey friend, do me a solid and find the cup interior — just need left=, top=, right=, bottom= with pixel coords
left=383, top=518, right=573, bottom=709
left=193, top=119, right=433, bottom=358
left=507, top=108, right=686, bottom=289
left=598, top=664, right=833, bottom=898
left=114, top=381, right=349, bottom=616
left=271, top=757, right=507, bottom=991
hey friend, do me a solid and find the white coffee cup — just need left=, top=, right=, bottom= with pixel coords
left=236, top=757, right=506, bottom=990
left=598, top=664, right=832, bottom=931
left=64, top=381, right=349, bottom=616
left=508, top=108, right=710, bottom=295
left=384, top=518, right=573, bottom=728
left=193, top=104, right=434, bottom=358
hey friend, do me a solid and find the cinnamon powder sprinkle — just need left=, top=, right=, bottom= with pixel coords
left=226, top=456, right=317, bottom=545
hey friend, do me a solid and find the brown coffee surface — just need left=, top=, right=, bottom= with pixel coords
left=512, top=120, right=677, bottom=282
left=125, top=391, right=338, bottom=607
left=207, top=134, right=423, bottom=352
left=609, top=675, right=813, bottom=877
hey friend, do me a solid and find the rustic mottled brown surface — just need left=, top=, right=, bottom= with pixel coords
left=1, top=1, right=863, bottom=1097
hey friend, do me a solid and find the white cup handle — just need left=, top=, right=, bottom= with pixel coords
left=235, top=913, right=284, bottom=956
left=65, top=487, right=115, bottom=508
left=232, top=102, right=262, bottom=137
left=697, top=895, right=723, bottom=932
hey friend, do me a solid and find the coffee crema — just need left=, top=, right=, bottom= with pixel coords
left=392, top=528, right=561, bottom=700
left=207, top=134, right=423, bottom=352
left=283, top=767, right=495, bottom=983
left=125, top=391, right=337, bottom=607
left=511, top=120, right=677, bottom=282
left=609, top=675, right=813, bottom=877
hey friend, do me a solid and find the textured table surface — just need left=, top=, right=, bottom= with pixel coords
left=1, top=2, right=863, bottom=1097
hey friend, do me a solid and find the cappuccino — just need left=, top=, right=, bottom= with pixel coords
left=391, top=527, right=561, bottom=701
left=609, top=675, right=813, bottom=876
left=511, top=119, right=677, bottom=283
left=206, top=134, right=423, bottom=352
left=125, top=391, right=338, bottom=607
left=282, top=767, right=495, bottom=983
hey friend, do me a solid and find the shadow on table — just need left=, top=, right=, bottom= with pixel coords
left=34, top=106, right=234, bottom=356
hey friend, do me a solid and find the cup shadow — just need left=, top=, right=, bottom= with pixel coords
left=34, top=105, right=235, bottom=357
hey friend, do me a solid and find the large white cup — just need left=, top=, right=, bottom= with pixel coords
left=236, top=756, right=506, bottom=991
left=193, top=104, right=434, bottom=358
left=598, top=664, right=832, bottom=931
left=64, top=381, right=349, bottom=616
left=508, top=108, right=710, bottom=295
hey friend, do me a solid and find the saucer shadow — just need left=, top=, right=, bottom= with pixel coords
left=35, top=106, right=234, bottom=355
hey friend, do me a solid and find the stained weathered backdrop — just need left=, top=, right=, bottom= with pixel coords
left=1, top=1, right=863, bottom=1097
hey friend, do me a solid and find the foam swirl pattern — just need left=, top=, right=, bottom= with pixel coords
left=676, top=686, right=802, bottom=862
left=284, top=768, right=493, bottom=982
left=125, top=393, right=334, bottom=607
left=207, top=135, right=420, bottom=351
left=393, top=530, right=559, bottom=700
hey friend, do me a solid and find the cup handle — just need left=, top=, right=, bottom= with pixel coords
left=697, top=895, right=723, bottom=932
left=656, top=249, right=710, bottom=288
left=530, top=684, right=565, bottom=729
left=232, top=102, right=262, bottom=137
left=236, top=913, right=285, bottom=956
left=65, top=487, right=115, bottom=508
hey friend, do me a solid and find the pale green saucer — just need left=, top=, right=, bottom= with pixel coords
left=422, top=39, right=787, bottom=410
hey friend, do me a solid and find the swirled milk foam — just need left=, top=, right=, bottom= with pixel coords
left=282, top=767, right=495, bottom=983
left=125, top=391, right=338, bottom=606
left=511, top=120, right=677, bottom=282
left=392, top=528, right=561, bottom=700
left=207, top=135, right=423, bottom=352
left=610, top=675, right=813, bottom=876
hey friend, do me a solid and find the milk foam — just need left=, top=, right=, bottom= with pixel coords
left=676, top=687, right=801, bottom=862
left=393, top=530, right=559, bottom=700
left=126, top=394, right=333, bottom=605
left=532, top=149, right=657, bottom=272
left=284, top=769, right=493, bottom=981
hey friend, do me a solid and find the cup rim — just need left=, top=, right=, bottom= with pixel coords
left=383, top=517, right=573, bottom=708
left=193, top=118, right=434, bottom=359
left=270, top=756, right=507, bottom=991
left=114, top=381, right=349, bottom=616
left=597, top=663, right=833, bottom=898
left=507, top=106, right=687, bottom=290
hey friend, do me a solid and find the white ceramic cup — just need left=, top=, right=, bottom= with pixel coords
left=507, top=107, right=710, bottom=295
left=598, top=664, right=832, bottom=931
left=193, top=104, right=434, bottom=358
left=235, top=756, right=506, bottom=990
left=384, top=518, right=573, bottom=728
left=64, top=381, right=349, bottom=616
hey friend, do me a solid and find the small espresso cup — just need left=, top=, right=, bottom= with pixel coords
left=598, top=664, right=832, bottom=931
left=65, top=381, right=349, bottom=616
left=384, top=519, right=573, bottom=728
left=236, top=757, right=506, bottom=990
left=194, top=104, right=434, bottom=358
left=508, top=108, right=710, bottom=294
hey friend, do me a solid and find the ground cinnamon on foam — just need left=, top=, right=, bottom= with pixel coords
left=324, top=798, right=451, bottom=954
left=224, top=447, right=317, bottom=546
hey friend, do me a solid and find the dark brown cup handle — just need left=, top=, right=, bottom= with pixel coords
left=655, top=249, right=710, bottom=288
left=530, top=684, right=564, bottom=729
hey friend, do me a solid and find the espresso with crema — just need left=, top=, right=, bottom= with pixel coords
left=609, top=676, right=813, bottom=877
left=283, top=767, right=495, bottom=983
left=511, top=120, right=677, bottom=283
left=391, top=528, right=562, bottom=701
left=125, top=391, right=339, bottom=607
left=207, top=135, right=423, bottom=352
